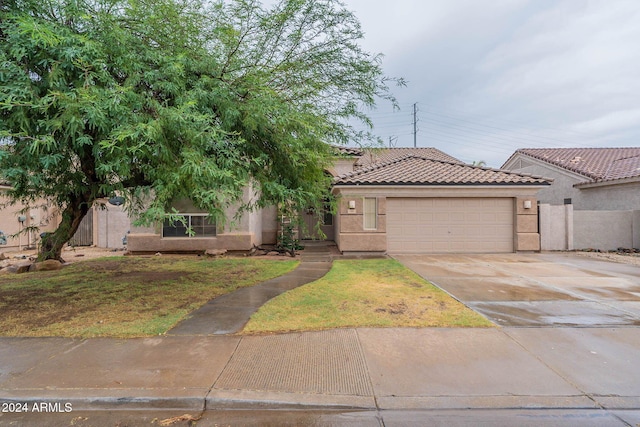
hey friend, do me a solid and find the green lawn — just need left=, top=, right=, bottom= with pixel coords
left=0, top=256, right=298, bottom=338
left=242, top=259, right=493, bottom=334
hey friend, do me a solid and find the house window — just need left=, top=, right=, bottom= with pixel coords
left=363, top=198, right=377, bottom=230
left=163, top=214, right=216, bottom=238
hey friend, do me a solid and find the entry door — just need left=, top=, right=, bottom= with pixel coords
left=300, top=208, right=334, bottom=240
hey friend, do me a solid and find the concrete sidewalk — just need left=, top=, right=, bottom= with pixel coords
left=1, top=327, right=639, bottom=419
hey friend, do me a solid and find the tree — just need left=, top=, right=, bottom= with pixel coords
left=0, top=0, right=398, bottom=260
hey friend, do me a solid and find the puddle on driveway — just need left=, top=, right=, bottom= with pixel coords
left=470, top=301, right=640, bottom=327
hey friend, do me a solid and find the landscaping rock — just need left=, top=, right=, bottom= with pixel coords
left=0, top=252, right=6, bottom=261
left=15, top=263, right=32, bottom=274
left=205, top=249, right=227, bottom=257
left=29, top=260, right=63, bottom=272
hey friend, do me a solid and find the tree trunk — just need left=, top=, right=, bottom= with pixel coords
left=38, top=200, right=91, bottom=262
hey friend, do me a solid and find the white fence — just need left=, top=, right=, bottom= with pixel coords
left=539, top=204, right=640, bottom=251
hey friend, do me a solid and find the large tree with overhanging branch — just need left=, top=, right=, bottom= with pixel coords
left=0, top=0, right=399, bottom=261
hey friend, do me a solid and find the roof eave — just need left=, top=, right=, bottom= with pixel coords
left=574, top=175, right=640, bottom=189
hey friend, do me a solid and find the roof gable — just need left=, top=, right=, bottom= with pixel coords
left=335, top=155, right=550, bottom=186
left=507, top=148, right=640, bottom=182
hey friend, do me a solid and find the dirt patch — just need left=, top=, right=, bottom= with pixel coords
left=575, top=251, right=640, bottom=267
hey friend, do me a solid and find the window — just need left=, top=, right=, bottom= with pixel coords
left=363, top=198, right=377, bottom=229
left=163, top=214, right=216, bottom=238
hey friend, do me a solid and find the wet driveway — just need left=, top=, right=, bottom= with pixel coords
left=395, top=253, right=640, bottom=327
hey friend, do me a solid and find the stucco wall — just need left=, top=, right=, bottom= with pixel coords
left=125, top=191, right=264, bottom=253
left=578, top=182, right=640, bottom=210
left=574, top=210, right=636, bottom=250
left=539, top=204, right=640, bottom=250
left=333, top=196, right=387, bottom=252
left=504, top=155, right=640, bottom=211
left=539, top=204, right=573, bottom=251
left=503, top=158, right=585, bottom=207
left=94, top=202, right=130, bottom=249
left=0, top=189, right=58, bottom=250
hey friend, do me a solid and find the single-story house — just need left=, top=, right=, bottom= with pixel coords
left=501, top=147, right=640, bottom=250
left=127, top=147, right=551, bottom=254
left=502, top=147, right=640, bottom=210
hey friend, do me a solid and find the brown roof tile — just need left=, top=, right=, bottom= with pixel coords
left=509, top=147, right=640, bottom=182
left=335, top=155, right=550, bottom=186
left=354, top=147, right=462, bottom=168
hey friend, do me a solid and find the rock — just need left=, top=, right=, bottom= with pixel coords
left=205, top=249, right=227, bottom=257
left=16, top=263, right=32, bottom=274
left=0, top=266, right=18, bottom=275
left=0, top=253, right=6, bottom=261
left=29, top=260, right=63, bottom=272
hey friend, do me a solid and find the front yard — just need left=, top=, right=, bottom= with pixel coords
left=242, top=259, right=493, bottom=334
left=1, top=255, right=492, bottom=338
left=0, top=256, right=298, bottom=338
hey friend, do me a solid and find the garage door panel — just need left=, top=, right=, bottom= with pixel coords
left=387, top=198, right=514, bottom=253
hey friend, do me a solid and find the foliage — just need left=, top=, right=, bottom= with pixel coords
left=243, top=259, right=493, bottom=333
left=0, top=0, right=398, bottom=260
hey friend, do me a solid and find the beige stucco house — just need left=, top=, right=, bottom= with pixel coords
left=126, top=147, right=550, bottom=254
left=502, top=147, right=640, bottom=210
left=502, top=147, right=640, bottom=251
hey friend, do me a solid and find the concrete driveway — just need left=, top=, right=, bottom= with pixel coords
left=395, top=253, right=640, bottom=327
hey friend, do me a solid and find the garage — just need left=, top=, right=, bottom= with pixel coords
left=387, top=198, right=514, bottom=253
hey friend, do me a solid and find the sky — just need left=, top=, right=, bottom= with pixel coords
left=329, top=0, right=640, bottom=167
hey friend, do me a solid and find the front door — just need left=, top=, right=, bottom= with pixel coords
left=300, top=207, right=334, bottom=240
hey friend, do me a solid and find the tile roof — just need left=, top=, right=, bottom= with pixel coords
left=335, top=155, right=550, bottom=186
left=332, top=146, right=364, bottom=157
left=507, top=148, right=640, bottom=182
left=354, top=147, right=462, bottom=167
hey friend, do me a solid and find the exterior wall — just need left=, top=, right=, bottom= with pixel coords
left=126, top=191, right=264, bottom=253
left=334, top=195, right=386, bottom=252
left=515, top=197, right=540, bottom=251
left=539, top=204, right=574, bottom=251
left=539, top=203, right=640, bottom=250
left=328, top=158, right=357, bottom=177
left=94, top=201, right=130, bottom=249
left=574, top=210, right=636, bottom=250
left=333, top=185, right=543, bottom=253
left=504, top=154, right=640, bottom=211
left=261, top=206, right=278, bottom=245
left=0, top=187, right=59, bottom=251
left=503, top=156, right=586, bottom=207
left=578, top=181, right=640, bottom=210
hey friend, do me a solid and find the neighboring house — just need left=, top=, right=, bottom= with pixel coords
left=0, top=181, right=59, bottom=251
left=502, top=148, right=640, bottom=250
left=502, top=147, right=640, bottom=210
left=127, top=147, right=551, bottom=254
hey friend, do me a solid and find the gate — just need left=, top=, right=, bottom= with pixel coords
left=69, top=209, right=93, bottom=246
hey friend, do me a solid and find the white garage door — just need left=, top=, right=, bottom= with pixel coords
left=387, top=198, right=514, bottom=253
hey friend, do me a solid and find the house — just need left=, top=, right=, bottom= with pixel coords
left=0, top=181, right=58, bottom=251
left=127, top=147, right=551, bottom=254
left=502, top=148, right=640, bottom=250
left=502, top=147, right=640, bottom=210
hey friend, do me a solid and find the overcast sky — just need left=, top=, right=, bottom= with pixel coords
left=330, top=0, right=640, bottom=166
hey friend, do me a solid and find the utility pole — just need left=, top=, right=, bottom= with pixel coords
left=388, top=136, right=398, bottom=148
left=413, top=103, right=417, bottom=148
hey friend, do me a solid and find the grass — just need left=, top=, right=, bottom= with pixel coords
left=0, top=256, right=298, bottom=338
left=242, top=259, right=493, bottom=334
